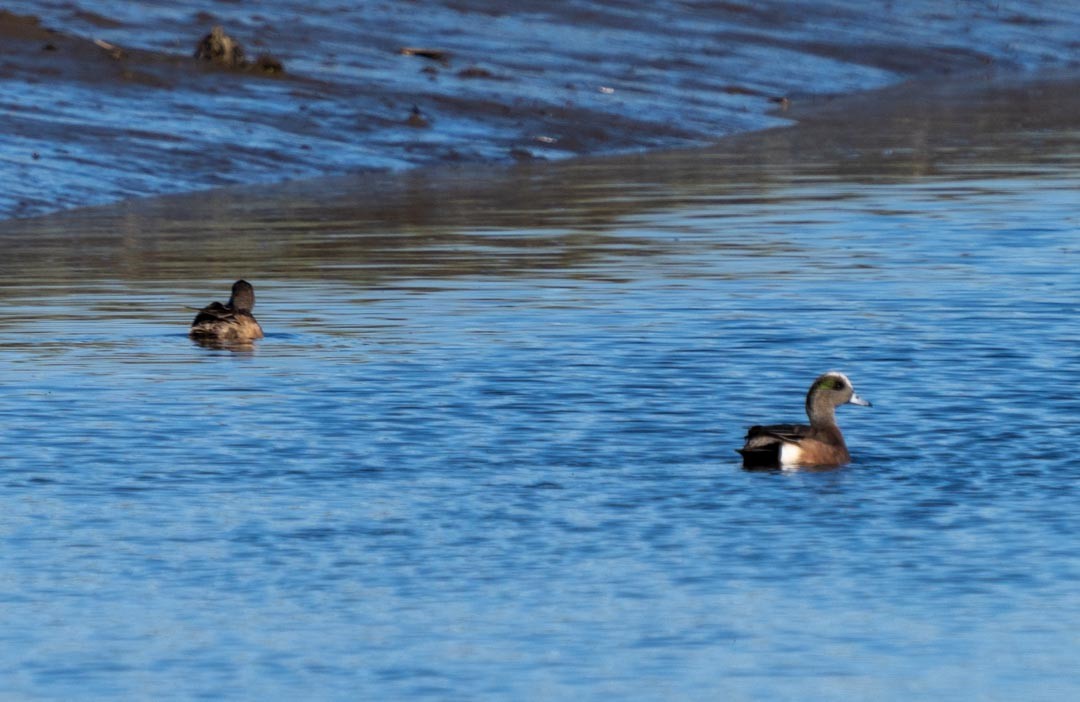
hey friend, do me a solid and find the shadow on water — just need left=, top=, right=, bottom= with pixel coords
left=188, top=337, right=258, bottom=353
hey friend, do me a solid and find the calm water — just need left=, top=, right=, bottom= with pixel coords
left=1, top=76, right=1079, bottom=699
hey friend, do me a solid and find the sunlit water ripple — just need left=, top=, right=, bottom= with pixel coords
left=1, top=82, right=1079, bottom=700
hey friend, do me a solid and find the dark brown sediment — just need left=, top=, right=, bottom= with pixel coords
left=0, top=66, right=1077, bottom=294
left=1, top=2, right=1078, bottom=220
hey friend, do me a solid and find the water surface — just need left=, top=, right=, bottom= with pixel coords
left=0, top=73, right=1078, bottom=699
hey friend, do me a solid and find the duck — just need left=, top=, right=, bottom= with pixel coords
left=737, top=371, right=871, bottom=468
left=189, top=280, right=264, bottom=343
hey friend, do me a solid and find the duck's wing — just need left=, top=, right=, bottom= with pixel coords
left=190, top=301, right=263, bottom=343
left=736, top=423, right=811, bottom=467
left=191, top=301, right=235, bottom=325
left=742, top=423, right=811, bottom=447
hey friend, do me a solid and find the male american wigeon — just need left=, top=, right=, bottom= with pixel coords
left=189, top=280, right=264, bottom=343
left=737, top=371, right=871, bottom=468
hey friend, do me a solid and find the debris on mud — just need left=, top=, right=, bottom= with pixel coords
left=458, top=66, right=498, bottom=79
left=768, top=96, right=791, bottom=111
left=253, top=54, right=285, bottom=74
left=195, top=26, right=245, bottom=67
left=194, top=26, right=284, bottom=74
left=93, top=38, right=126, bottom=60
left=399, top=47, right=451, bottom=65
left=406, top=105, right=431, bottom=128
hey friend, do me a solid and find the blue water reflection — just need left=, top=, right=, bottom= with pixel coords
left=1, top=109, right=1079, bottom=700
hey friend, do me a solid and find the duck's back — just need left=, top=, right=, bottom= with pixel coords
left=737, top=424, right=810, bottom=467
left=737, top=423, right=849, bottom=468
left=190, top=303, right=264, bottom=341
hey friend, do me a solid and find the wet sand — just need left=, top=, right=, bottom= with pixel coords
left=2, top=1, right=1078, bottom=219
left=1, top=66, right=1077, bottom=290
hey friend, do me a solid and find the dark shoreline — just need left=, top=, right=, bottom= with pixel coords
left=1, top=65, right=1076, bottom=293
left=2, top=2, right=1078, bottom=221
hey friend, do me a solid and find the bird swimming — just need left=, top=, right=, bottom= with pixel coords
left=189, top=279, right=264, bottom=343
left=737, top=371, right=871, bottom=468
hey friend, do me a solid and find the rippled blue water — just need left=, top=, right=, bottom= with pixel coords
left=1, top=86, right=1079, bottom=698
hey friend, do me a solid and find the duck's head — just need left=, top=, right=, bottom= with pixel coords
left=228, top=280, right=256, bottom=312
left=806, top=371, right=871, bottom=422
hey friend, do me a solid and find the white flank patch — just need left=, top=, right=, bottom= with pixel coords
left=779, top=443, right=803, bottom=466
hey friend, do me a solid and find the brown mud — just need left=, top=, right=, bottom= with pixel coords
left=1, top=2, right=1077, bottom=219
left=1, top=67, right=1076, bottom=290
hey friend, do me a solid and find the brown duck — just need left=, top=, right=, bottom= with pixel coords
left=189, top=280, right=264, bottom=343
left=738, top=372, right=871, bottom=468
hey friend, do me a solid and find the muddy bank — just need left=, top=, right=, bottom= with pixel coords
left=1, top=67, right=1077, bottom=291
left=1, top=1, right=1078, bottom=219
